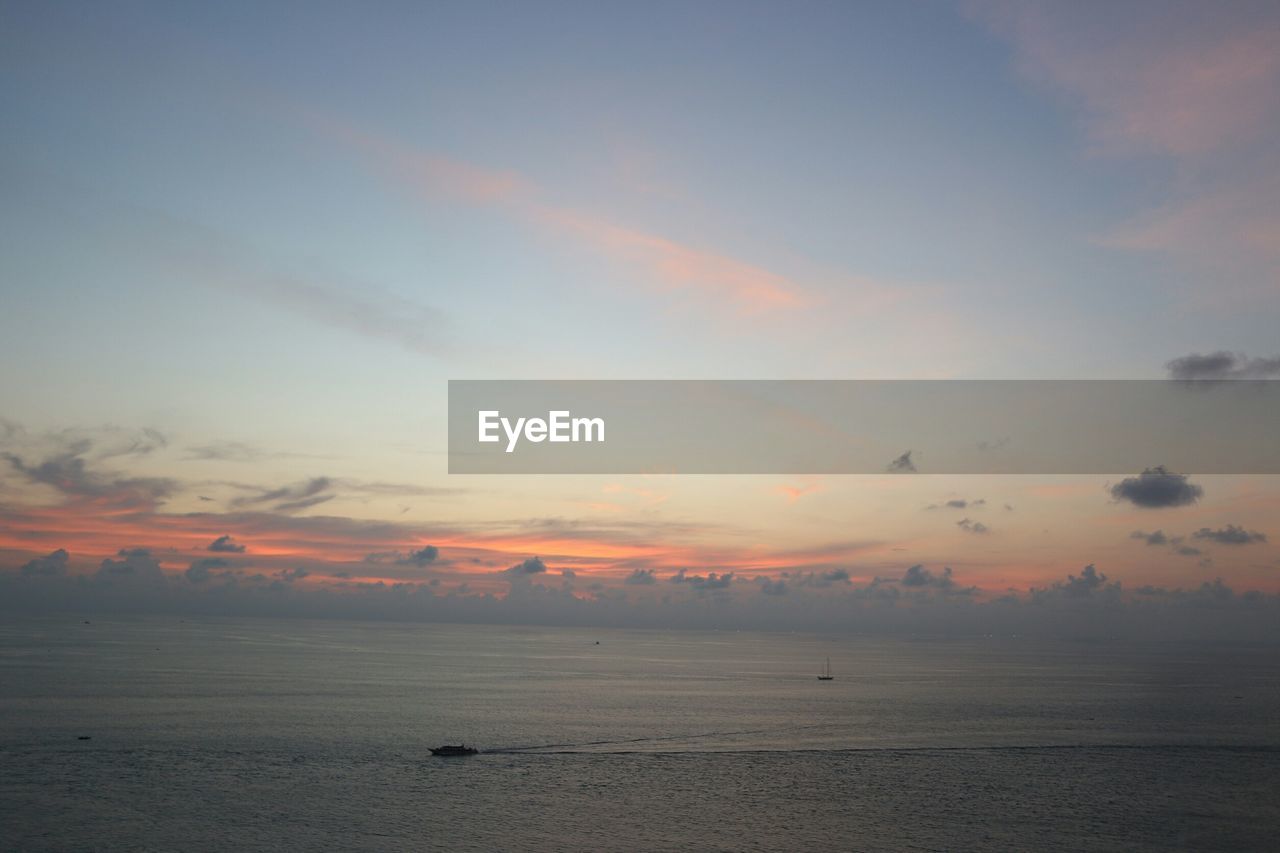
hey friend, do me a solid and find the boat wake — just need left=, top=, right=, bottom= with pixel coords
left=482, top=740, right=1278, bottom=757
left=481, top=723, right=834, bottom=754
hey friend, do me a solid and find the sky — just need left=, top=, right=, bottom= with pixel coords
left=2, top=1, right=1278, bottom=636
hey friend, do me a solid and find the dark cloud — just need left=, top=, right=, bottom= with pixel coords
left=230, top=477, right=333, bottom=513
left=956, top=518, right=990, bottom=535
left=691, top=572, right=733, bottom=591
left=758, top=577, right=788, bottom=596
left=1166, top=351, right=1280, bottom=380
left=1032, top=564, right=1118, bottom=601
left=1130, top=529, right=1168, bottom=546
left=2, top=439, right=176, bottom=508
left=787, top=568, right=853, bottom=588
left=625, top=568, right=657, bottom=585
left=4, top=543, right=1278, bottom=641
left=1192, top=524, right=1267, bottom=545
left=887, top=450, right=917, bottom=473
left=398, top=545, right=440, bottom=566
left=670, top=569, right=734, bottom=591
left=186, top=557, right=230, bottom=583
left=1174, top=545, right=1202, bottom=557
left=94, top=428, right=167, bottom=459
left=20, top=549, right=69, bottom=577
left=503, top=557, right=547, bottom=576
left=1110, top=466, right=1203, bottom=508
left=901, top=564, right=956, bottom=589
left=1063, top=564, right=1107, bottom=596
left=927, top=498, right=984, bottom=510
left=97, top=548, right=165, bottom=581
left=208, top=535, right=246, bottom=553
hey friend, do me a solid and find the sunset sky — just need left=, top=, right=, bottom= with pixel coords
left=2, top=1, right=1278, bottom=632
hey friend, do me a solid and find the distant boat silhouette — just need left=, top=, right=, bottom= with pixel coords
left=430, top=744, right=479, bottom=756
left=818, top=657, right=834, bottom=681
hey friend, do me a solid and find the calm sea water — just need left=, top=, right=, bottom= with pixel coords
left=1, top=616, right=1277, bottom=851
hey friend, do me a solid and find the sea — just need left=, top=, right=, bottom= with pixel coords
left=1, top=616, right=1277, bottom=851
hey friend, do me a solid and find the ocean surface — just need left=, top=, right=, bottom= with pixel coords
left=1, top=616, right=1277, bottom=851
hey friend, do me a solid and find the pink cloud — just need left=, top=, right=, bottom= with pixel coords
left=972, top=2, right=1280, bottom=299
left=527, top=204, right=802, bottom=311
left=970, top=2, right=1280, bottom=157
left=302, top=112, right=804, bottom=313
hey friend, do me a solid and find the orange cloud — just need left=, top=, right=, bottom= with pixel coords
left=775, top=480, right=824, bottom=503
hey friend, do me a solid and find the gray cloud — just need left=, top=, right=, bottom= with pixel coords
left=4, top=546, right=1278, bottom=641
left=887, top=450, right=917, bottom=473
left=1110, top=466, right=1203, bottom=508
left=97, top=549, right=165, bottom=581
left=182, top=441, right=330, bottom=463
left=788, top=568, right=853, bottom=588
left=1166, top=351, right=1280, bottom=380
left=624, top=568, right=657, bottom=585
left=1032, top=564, right=1119, bottom=601
left=249, top=276, right=452, bottom=358
left=230, top=477, right=334, bottom=513
left=1192, top=524, right=1267, bottom=545
left=184, top=441, right=267, bottom=463
left=901, top=564, right=957, bottom=590
left=758, top=577, right=788, bottom=596
left=503, top=556, right=547, bottom=576
left=670, top=569, right=734, bottom=591
left=956, top=518, right=990, bottom=535
left=186, top=557, right=230, bottom=583
left=1130, top=529, right=1168, bottom=546
left=927, top=498, right=985, bottom=510
left=399, top=545, right=440, bottom=566
left=819, top=568, right=850, bottom=584
left=208, top=535, right=246, bottom=553
left=20, top=549, right=69, bottom=577
left=2, top=437, right=177, bottom=508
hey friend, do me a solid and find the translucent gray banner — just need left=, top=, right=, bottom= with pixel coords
left=448, top=380, right=1280, bottom=474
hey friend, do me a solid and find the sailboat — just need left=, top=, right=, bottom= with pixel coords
left=818, top=657, right=834, bottom=681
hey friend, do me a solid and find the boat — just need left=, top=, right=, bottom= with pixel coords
left=430, top=744, right=479, bottom=756
left=818, top=657, right=834, bottom=681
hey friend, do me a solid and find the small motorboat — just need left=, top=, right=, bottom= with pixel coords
left=430, top=744, right=479, bottom=756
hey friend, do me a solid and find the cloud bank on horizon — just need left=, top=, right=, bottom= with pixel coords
left=1, top=2, right=1278, bottom=635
